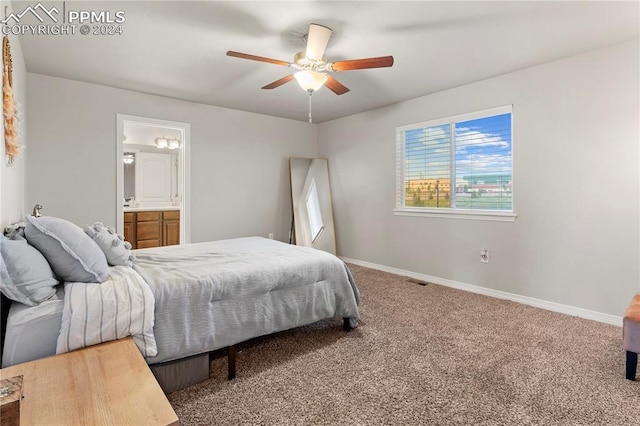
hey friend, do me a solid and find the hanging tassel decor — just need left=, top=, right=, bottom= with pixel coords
left=3, top=35, right=19, bottom=163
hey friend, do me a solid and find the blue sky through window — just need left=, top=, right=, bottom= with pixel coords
left=405, top=113, right=511, bottom=181
left=403, top=111, right=512, bottom=210
left=404, top=124, right=450, bottom=181
left=455, top=113, right=512, bottom=182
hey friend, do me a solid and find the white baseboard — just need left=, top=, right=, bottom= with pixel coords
left=341, top=257, right=623, bottom=327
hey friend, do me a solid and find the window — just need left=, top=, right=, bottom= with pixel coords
left=395, top=105, right=515, bottom=221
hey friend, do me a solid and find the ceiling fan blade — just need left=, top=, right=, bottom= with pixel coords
left=227, top=51, right=290, bottom=67
left=262, top=75, right=295, bottom=90
left=305, top=23, right=332, bottom=61
left=325, top=75, right=350, bottom=95
left=328, top=56, right=394, bottom=71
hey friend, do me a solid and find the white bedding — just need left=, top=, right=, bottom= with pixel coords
left=56, top=266, right=157, bottom=357
left=134, top=237, right=360, bottom=364
left=2, top=286, right=64, bottom=367
left=3, top=237, right=359, bottom=368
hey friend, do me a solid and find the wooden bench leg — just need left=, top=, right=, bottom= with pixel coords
left=228, top=345, right=236, bottom=380
left=626, top=350, right=637, bottom=381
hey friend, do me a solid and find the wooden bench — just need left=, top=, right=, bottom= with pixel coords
left=623, top=295, right=640, bottom=381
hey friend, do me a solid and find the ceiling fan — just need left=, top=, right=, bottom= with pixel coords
left=226, top=23, right=394, bottom=96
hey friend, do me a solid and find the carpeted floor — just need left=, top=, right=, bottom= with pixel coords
left=168, top=264, right=640, bottom=425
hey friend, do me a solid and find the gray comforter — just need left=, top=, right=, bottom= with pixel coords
left=133, top=237, right=360, bottom=364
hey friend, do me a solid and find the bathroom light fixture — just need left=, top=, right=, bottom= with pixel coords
left=123, top=153, right=135, bottom=164
left=156, top=137, right=181, bottom=149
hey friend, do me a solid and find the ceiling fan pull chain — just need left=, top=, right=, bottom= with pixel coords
left=308, top=90, right=313, bottom=124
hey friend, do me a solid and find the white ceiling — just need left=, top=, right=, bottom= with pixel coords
left=14, top=1, right=640, bottom=123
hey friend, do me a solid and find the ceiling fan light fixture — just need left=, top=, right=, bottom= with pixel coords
left=227, top=23, right=393, bottom=98
left=294, top=70, right=328, bottom=93
left=294, top=51, right=327, bottom=68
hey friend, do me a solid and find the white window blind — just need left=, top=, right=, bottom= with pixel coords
left=396, top=106, right=514, bottom=219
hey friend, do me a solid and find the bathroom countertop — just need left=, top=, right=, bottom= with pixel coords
left=123, top=206, right=180, bottom=212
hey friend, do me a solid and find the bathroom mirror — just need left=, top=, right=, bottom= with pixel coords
left=289, top=157, right=336, bottom=255
left=116, top=114, right=191, bottom=246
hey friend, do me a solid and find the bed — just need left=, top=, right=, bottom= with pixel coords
left=135, top=237, right=359, bottom=364
left=1, top=230, right=360, bottom=392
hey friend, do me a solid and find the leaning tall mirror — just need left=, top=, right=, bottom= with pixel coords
left=289, top=157, right=337, bottom=255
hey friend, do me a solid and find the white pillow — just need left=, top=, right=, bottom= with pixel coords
left=85, top=222, right=135, bottom=267
left=25, top=215, right=109, bottom=283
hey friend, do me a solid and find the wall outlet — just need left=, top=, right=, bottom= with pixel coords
left=268, top=233, right=274, bottom=240
left=480, top=249, right=489, bottom=263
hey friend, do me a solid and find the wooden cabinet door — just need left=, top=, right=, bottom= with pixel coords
left=137, top=221, right=161, bottom=248
left=125, top=210, right=179, bottom=249
left=123, top=221, right=136, bottom=249
left=137, top=239, right=161, bottom=249
left=163, top=220, right=180, bottom=246
left=123, top=212, right=136, bottom=249
left=137, top=212, right=161, bottom=249
left=137, top=211, right=162, bottom=222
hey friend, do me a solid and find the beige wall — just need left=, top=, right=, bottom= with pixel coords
left=318, top=40, right=640, bottom=317
left=26, top=74, right=317, bottom=242
left=0, top=2, right=28, bottom=229
left=16, top=37, right=640, bottom=319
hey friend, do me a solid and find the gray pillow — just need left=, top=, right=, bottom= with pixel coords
left=85, top=222, right=135, bottom=267
left=0, top=235, right=59, bottom=306
left=25, top=215, right=109, bottom=283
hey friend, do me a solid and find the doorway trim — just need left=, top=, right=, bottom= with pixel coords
left=116, top=114, right=191, bottom=244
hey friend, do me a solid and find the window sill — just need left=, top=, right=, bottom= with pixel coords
left=393, top=208, right=517, bottom=222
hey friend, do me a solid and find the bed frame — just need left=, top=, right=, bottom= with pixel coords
left=0, top=293, right=10, bottom=364
left=150, top=318, right=352, bottom=392
left=1, top=292, right=353, bottom=393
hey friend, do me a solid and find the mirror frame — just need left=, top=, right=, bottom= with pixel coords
left=116, top=114, right=191, bottom=244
